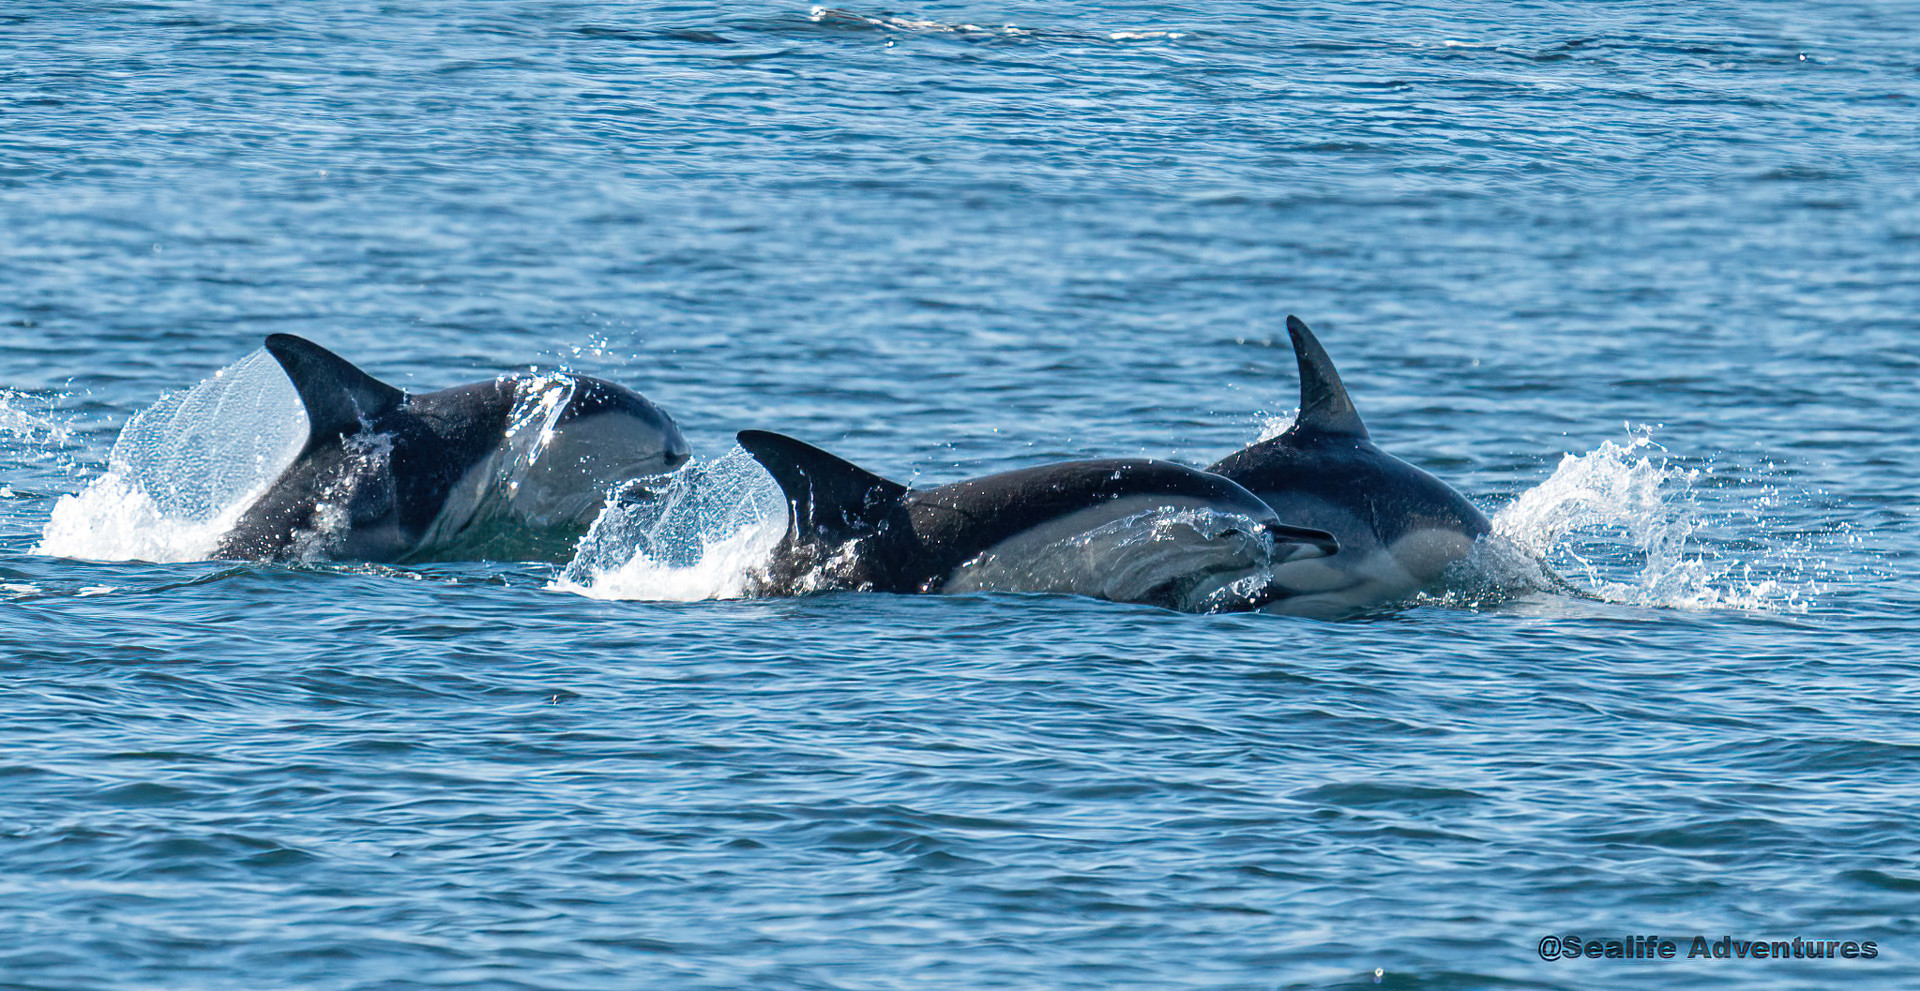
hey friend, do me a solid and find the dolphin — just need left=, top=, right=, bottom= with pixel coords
left=737, top=429, right=1338, bottom=612
left=215, top=334, right=690, bottom=563
left=1207, top=316, right=1492, bottom=617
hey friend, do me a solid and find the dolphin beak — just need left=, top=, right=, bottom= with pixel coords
left=1261, top=522, right=1340, bottom=560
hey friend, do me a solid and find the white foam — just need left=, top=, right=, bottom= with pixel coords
left=1478, top=428, right=1818, bottom=613
left=39, top=472, right=236, bottom=563
left=1254, top=410, right=1298, bottom=443
left=36, top=349, right=307, bottom=563
left=553, top=446, right=785, bottom=601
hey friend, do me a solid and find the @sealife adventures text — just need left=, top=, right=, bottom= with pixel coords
left=1538, top=934, right=1879, bottom=962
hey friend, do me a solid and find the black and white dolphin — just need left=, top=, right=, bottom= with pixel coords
left=216, top=335, right=690, bottom=563
left=737, top=429, right=1338, bottom=612
left=1207, top=315, right=1492, bottom=617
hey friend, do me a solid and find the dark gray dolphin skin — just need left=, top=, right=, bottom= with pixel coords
left=216, top=335, right=690, bottom=563
left=1207, top=315, right=1492, bottom=617
left=738, top=429, right=1338, bottom=612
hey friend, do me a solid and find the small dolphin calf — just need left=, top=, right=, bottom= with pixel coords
left=738, top=430, right=1337, bottom=612
left=217, top=335, right=690, bottom=563
left=1208, top=316, right=1492, bottom=617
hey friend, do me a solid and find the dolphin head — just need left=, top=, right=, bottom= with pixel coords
left=508, top=375, right=691, bottom=528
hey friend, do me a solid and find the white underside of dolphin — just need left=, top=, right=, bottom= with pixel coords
left=942, top=495, right=1293, bottom=611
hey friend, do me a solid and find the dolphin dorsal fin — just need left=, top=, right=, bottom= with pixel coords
left=1285, top=315, right=1369, bottom=439
left=263, top=335, right=407, bottom=447
left=737, top=430, right=908, bottom=541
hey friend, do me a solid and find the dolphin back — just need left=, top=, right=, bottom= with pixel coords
left=1213, top=314, right=1490, bottom=540
left=906, top=459, right=1282, bottom=556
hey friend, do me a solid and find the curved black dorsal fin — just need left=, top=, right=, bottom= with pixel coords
left=1285, top=315, right=1368, bottom=439
left=737, top=430, right=908, bottom=542
left=263, top=335, right=407, bottom=448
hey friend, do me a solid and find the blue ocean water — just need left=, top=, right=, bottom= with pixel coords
left=3, top=2, right=1916, bottom=988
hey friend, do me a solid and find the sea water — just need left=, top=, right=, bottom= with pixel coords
left=2, top=2, right=1914, bottom=988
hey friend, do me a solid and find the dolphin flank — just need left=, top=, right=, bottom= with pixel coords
left=738, top=429, right=1337, bottom=612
